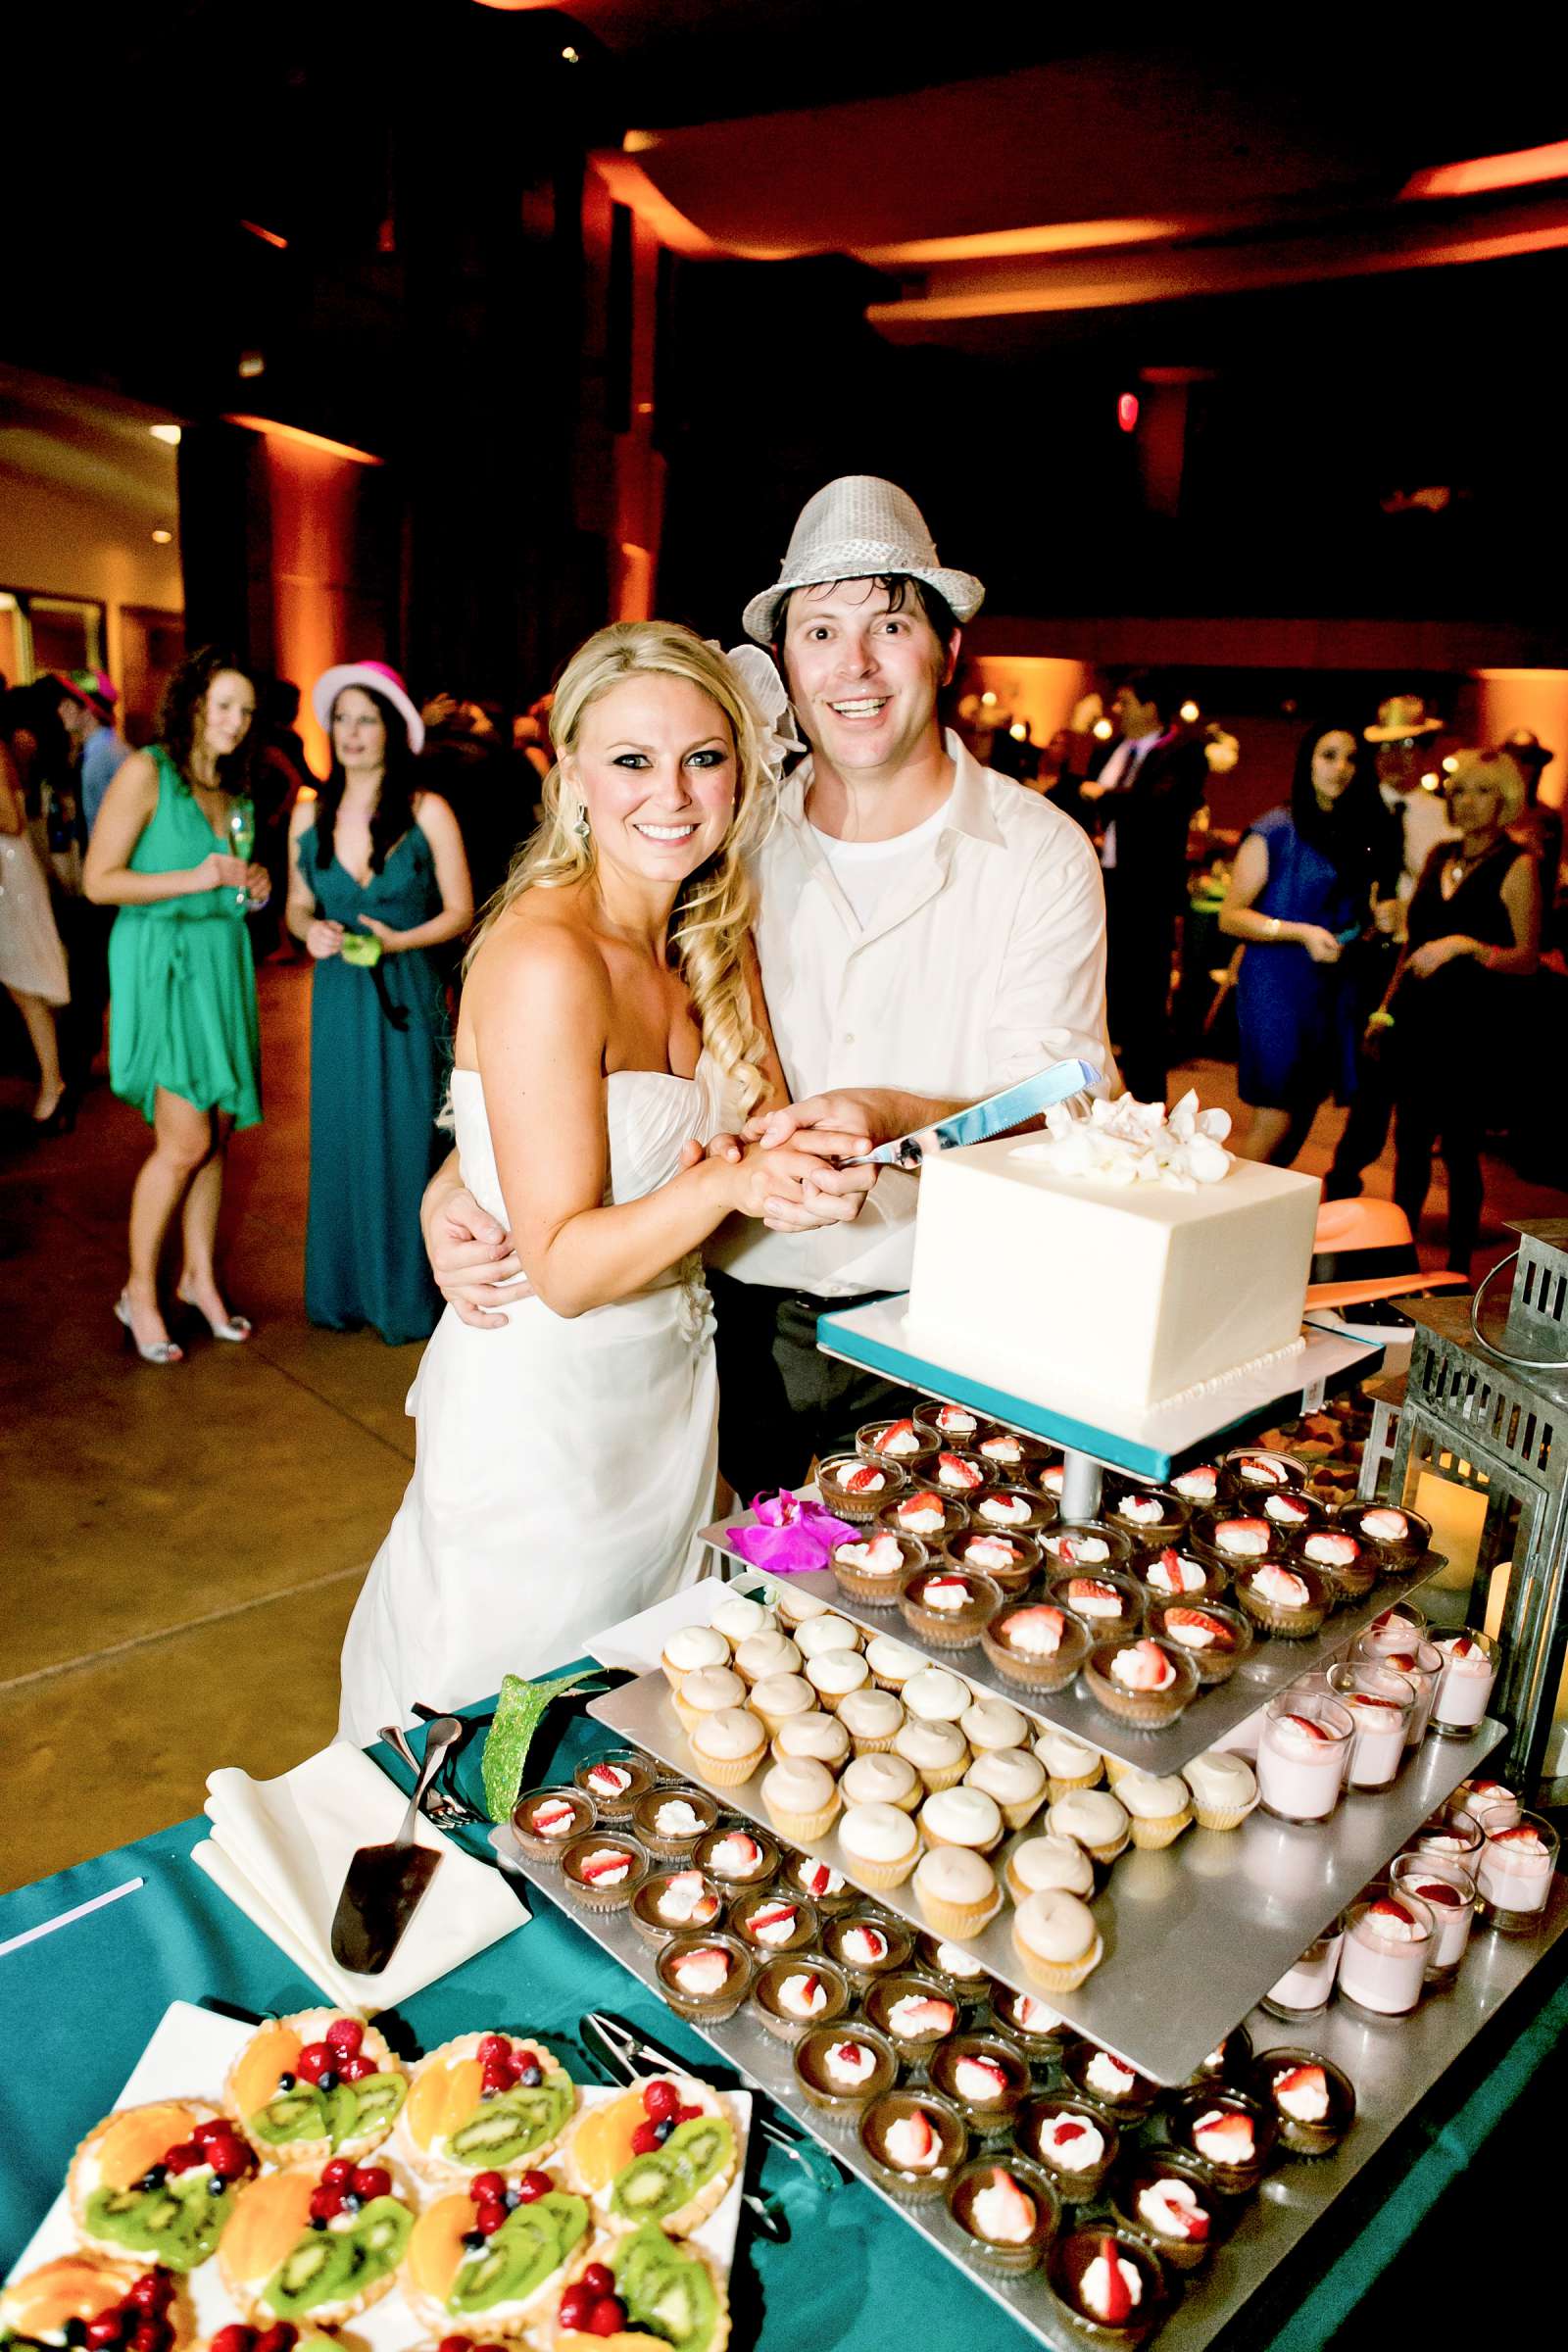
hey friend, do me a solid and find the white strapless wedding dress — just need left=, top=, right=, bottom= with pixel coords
left=338, top=1060, right=725, bottom=1742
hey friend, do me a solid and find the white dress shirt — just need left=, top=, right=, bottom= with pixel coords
left=710, top=730, right=1113, bottom=1298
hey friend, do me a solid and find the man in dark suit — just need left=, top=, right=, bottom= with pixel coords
left=1080, top=669, right=1207, bottom=1102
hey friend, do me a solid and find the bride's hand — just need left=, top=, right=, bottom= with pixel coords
left=762, top=1157, right=878, bottom=1233
left=723, top=1139, right=825, bottom=1222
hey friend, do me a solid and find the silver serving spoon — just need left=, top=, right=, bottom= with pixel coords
left=330, top=1716, right=463, bottom=1974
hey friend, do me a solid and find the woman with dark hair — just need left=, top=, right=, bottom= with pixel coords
left=1219, top=720, right=1399, bottom=1164
left=83, top=649, right=270, bottom=1363
left=286, top=662, right=472, bottom=1345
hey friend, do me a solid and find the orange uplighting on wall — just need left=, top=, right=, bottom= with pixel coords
left=258, top=434, right=381, bottom=774
left=225, top=415, right=383, bottom=467
left=1117, top=393, right=1140, bottom=432
left=1401, top=140, right=1568, bottom=201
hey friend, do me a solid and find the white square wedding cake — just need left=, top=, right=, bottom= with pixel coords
left=907, top=1093, right=1320, bottom=1414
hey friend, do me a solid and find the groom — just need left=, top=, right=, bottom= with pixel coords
left=423, top=476, right=1112, bottom=1494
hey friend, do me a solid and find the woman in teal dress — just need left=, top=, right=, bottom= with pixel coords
left=288, top=662, right=472, bottom=1345
left=84, top=648, right=270, bottom=1364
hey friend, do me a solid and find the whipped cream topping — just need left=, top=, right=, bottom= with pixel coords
left=954, top=2054, right=1011, bottom=2104
left=1006, top=1992, right=1062, bottom=2033
left=883, top=2109, right=942, bottom=2170
left=1001, top=1604, right=1066, bottom=1656
left=1039, top=2113, right=1104, bottom=2168
left=917, top=1574, right=973, bottom=1613
left=887, top=1993, right=956, bottom=2038
left=577, top=1846, right=632, bottom=1885
left=934, top=1940, right=988, bottom=1979
left=933, top=1405, right=977, bottom=1432
left=1304, top=1532, right=1359, bottom=1568
left=875, top=1421, right=924, bottom=1454
left=1084, top=2050, right=1137, bottom=2099
left=708, top=1831, right=764, bottom=1877
left=1062, top=1578, right=1123, bottom=1616
left=657, top=1871, right=718, bottom=1925
left=1161, top=1607, right=1228, bottom=1650
left=670, top=1944, right=731, bottom=1995
left=529, top=1797, right=578, bottom=1836
left=1137, top=2179, right=1209, bottom=2240
left=1360, top=1507, right=1409, bottom=1543
left=1235, top=1453, right=1291, bottom=1487
left=964, top=1537, right=1021, bottom=1573
left=837, top=1463, right=886, bottom=1494
left=897, top=1496, right=947, bottom=1533
left=1052, top=1534, right=1112, bottom=1564
left=936, top=1452, right=984, bottom=1491
left=1361, top=1897, right=1425, bottom=1943
left=979, top=1494, right=1032, bottom=1525
left=840, top=1924, right=890, bottom=1967
left=1191, top=2108, right=1253, bottom=2163
left=1012, top=1087, right=1232, bottom=1190
left=585, top=1763, right=633, bottom=1797
left=1148, top=1548, right=1205, bottom=1593
left=822, top=2038, right=877, bottom=2087
left=795, top=1857, right=844, bottom=1900
left=1273, top=2064, right=1330, bottom=2123
left=777, top=1970, right=828, bottom=2018
left=1173, top=1465, right=1218, bottom=1500
left=1108, top=1640, right=1178, bottom=1692
left=653, top=1799, right=705, bottom=1838
left=1250, top=1564, right=1310, bottom=1607
left=1079, top=2249, right=1144, bottom=2321
left=1437, top=1635, right=1493, bottom=1673
left=969, top=2170, right=1035, bottom=2243
left=747, top=1901, right=802, bottom=1947
left=1040, top=1465, right=1066, bottom=1494
left=1116, top=1494, right=1168, bottom=1526
left=837, top=1535, right=906, bottom=1576
left=1215, top=1518, right=1272, bottom=1557
left=1265, top=1493, right=1312, bottom=1525
left=979, top=1434, right=1024, bottom=1461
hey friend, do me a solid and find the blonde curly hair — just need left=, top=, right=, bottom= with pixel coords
left=469, top=622, right=770, bottom=1111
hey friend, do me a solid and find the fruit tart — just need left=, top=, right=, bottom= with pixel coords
left=225, top=2013, right=406, bottom=2168
left=0, top=2257, right=191, bottom=2352
left=395, top=2035, right=576, bottom=2183
left=218, top=2157, right=413, bottom=2325
left=69, top=2103, right=259, bottom=2273
left=562, top=2077, right=737, bottom=2236
left=401, top=2172, right=586, bottom=2338
left=552, top=2222, right=730, bottom=2352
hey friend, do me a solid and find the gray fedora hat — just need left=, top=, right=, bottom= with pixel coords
left=742, top=474, right=985, bottom=645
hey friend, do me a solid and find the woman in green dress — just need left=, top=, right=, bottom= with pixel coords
left=84, top=649, right=270, bottom=1364
left=287, top=662, right=472, bottom=1345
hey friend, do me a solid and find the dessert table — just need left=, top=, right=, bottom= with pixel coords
left=2, top=1683, right=1562, bottom=2349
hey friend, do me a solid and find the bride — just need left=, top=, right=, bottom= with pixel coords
left=338, top=622, right=826, bottom=1742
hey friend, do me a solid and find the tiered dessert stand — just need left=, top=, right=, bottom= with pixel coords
left=499, top=1308, right=1568, bottom=2350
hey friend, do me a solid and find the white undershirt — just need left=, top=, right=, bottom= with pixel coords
left=808, top=799, right=951, bottom=928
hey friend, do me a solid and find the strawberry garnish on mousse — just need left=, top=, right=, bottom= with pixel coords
left=1001, top=1606, right=1065, bottom=1654
left=879, top=1420, right=921, bottom=1452
left=670, top=1944, right=732, bottom=1996
left=1163, top=1607, right=1232, bottom=1649
left=937, top=1452, right=983, bottom=1490
left=747, top=1901, right=798, bottom=1942
left=1217, top=1517, right=1274, bottom=1555
left=920, top=1575, right=972, bottom=1612
left=1361, top=1507, right=1409, bottom=1543
left=842, top=1464, right=884, bottom=1494
left=1089, top=2237, right=1137, bottom=2325
left=1064, top=1579, right=1122, bottom=1615
left=578, top=1846, right=633, bottom=1885
left=1280, top=1711, right=1333, bottom=1743
left=801, top=1860, right=834, bottom=1899
left=584, top=1762, right=631, bottom=1798
left=1250, top=1566, right=1310, bottom=1607
left=890, top=1994, right=956, bottom=2037
left=884, top=2107, right=939, bottom=2169
left=954, top=2055, right=1010, bottom=2103
left=935, top=1406, right=976, bottom=1432
left=1141, top=2178, right=1210, bottom=2241
left=1192, top=2107, right=1255, bottom=2162
left=842, top=1925, right=889, bottom=1966
left=1110, top=1640, right=1177, bottom=1691
left=1272, top=2064, right=1330, bottom=2122
left=1367, top=1897, right=1420, bottom=1936
left=531, top=1798, right=577, bottom=1836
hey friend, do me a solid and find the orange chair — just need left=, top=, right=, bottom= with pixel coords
left=1304, top=1198, right=1468, bottom=1312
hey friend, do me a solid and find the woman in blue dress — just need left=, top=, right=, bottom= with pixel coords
left=1220, top=720, right=1399, bottom=1165
left=286, top=662, right=473, bottom=1344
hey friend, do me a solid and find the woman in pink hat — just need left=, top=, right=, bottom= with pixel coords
left=286, top=662, right=472, bottom=1343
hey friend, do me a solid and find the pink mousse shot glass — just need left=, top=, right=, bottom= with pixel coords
left=1390, top=1851, right=1476, bottom=1982
left=1350, top=1633, right=1440, bottom=1746
left=1338, top=1892, right=1435, bottom=2018
left=1427, top=1630, right=1499, bottom=1736
left=1257, top=1691, right=1353, bottom=1826
left=1326, top=1663, right=1414, bottom=1791
left=1475, top=1808, right=1558, bottom=1935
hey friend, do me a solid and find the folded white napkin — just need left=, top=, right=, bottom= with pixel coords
left=191, top=1740, right=526, bottom=2009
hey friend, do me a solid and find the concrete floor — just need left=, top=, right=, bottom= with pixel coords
left=3, top=965, right=1564, bottom=1894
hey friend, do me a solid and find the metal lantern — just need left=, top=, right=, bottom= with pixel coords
left=1371, top=1220, right=1568, bottom=1795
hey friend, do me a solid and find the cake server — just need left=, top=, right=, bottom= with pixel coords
left=329, top=1714, right=463, bottom=1973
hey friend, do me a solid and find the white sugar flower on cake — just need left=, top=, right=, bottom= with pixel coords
left=1012, top=1091, right=1233, bottom=1191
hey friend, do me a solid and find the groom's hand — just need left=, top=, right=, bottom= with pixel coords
left=746, top=1089, right=882, bottom=1160
left=423, top=1179, right=534, bottom=1328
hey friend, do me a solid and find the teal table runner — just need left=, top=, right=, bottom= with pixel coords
left=2, top=1675, right=1561, bottom=2349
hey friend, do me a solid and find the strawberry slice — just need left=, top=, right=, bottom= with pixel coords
left=1095, top=2238, right=1134, bottom=2325
left=1239, top=1454, right=1288, bottom=1484
left=879, top=1419, right=920, bottom=1449
left=891, top=1994, right=956, bottom=2036
left=578, top=1846, right=633, bottom=1883
left=531, top=1798, right=577, bottom=1834
left=747, top=1901, right=798, bottom=1939
left=842, top=1463, right=883, bottom=1494
left=937, top=1452, right=982, bottom=1488
left=1064, top=1578, right=1120, bottom=1611
left=1272, top=2063, right=1329, bottom=2120
left=1280, top=1711, right=1333, bottom=1742
left=671, top=1944, right=731, bottom=1996
left=1162, top=1607, right=1230, bottom=1648
left=919, top=1574, right=972, bottom=1611
left=1192, top=2108, right=1254, bottom=2161
left=843, top=1925, right=889, bottom=1965
left=585, top=1762, right=631, bottom=1796
left=955, top=2054, right=1010, bottom=2101
left=794, top=1971, right=821, bottom=2005
left=935, top=1406, right=975, bottom=1431
left=1110, top=1639, right=1175, bottom=1691
left=802, top=1861, right=833, bottom=1898
left=983, top=2167, right=1036, bottom=2240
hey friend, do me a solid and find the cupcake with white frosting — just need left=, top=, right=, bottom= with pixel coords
left=837, top=1685, right=906, bottom=1753
left=839, top=1799, right=921, bottom=1888
left=963, top=1746, right=1049, bottom=1831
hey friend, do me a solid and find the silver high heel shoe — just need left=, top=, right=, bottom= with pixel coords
left=115, top=1294, right=184, bottom=1366
left=174, top=1284, right=253, bottom=1342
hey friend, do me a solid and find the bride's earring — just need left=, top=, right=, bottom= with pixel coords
left=574, top=808, right=591, bottom=840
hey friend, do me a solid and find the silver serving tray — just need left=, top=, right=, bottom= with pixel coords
left=697, top=1504, right=1450, bottom=1775
left=589, top=1671, right=1501, bottom=2086
left=496, top=1826, right=1568, bottom=2352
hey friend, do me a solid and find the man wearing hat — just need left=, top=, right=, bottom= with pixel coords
left=52, top=669, right=129, bottom=838
left=422, top=476, right=1112, bottom=1496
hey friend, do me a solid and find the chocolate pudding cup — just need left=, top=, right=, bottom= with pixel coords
left=864, top=1970, right=962, bottom=2067
left=559, top=1829, right=649, bottom=1913
left=1102, top=1480, right=1190, bottom=1549
left=899, top=1564, right=1002, bottom=1649
left=1250, top=2046, right=1355, bottom=2156
left=1016, top=2095, right=1119, bottom=2204
left=1168, top=2087, right=1276, bottom=2194
left=1046, top=1568, right=1144, bottom=1646
left=572, top=1750, right=655, bottom=1819
left=728, top=1886, right=819, bottom=1959
left=630, top=1785, right=719, bottom=1860
left=858, top=2087, right=968, bottom=2203
left=856, top=1417, right=937, bottom=1475
left=876, top=1490, right=972, bottom=1544
left=1047, top=2226, right=1166, bottom=2346
left=981, top=1598, right=1090, bottom=1692
left=1108, top=2151, right=1220, bottom=2275
left=1147, top=1598, right=1251, bottom=1688
left=511, top=1783, right=596, bottom=1861
left=928, top=2030, right=1032, bottom=2137
left=822, top=1907, right=913, bottom=1988
left=947, top=2153, right=1059, bottom=2275
left=817, top=1450, right=908, bottom=1523
left=1216, top=1447, right=1306, bottom=1504
left=1060, top=2040, right=1159, bottom=2126
left=655, top=1928, right=753, bottom=2024
left=629, top=1868, right=726, bottom=1945
left=750, top=1951, right=852, bottom=2045
left=1337, top=1500, right=1433, bottom=1572
left=831, top=1528, right=927, bottom=1606
left=794, top=2021, right=900, bottom=2129
left=941, top=1528, right=1043, bottom=1595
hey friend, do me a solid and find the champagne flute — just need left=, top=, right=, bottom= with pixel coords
left=228, top=799, right=256, bottom=913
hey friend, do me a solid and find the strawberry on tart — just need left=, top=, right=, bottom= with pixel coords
left=224, top=2015, right=404, bottom=2170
